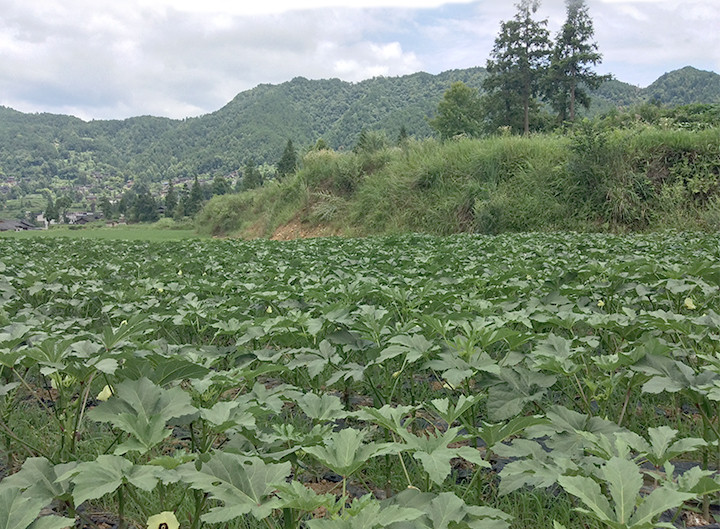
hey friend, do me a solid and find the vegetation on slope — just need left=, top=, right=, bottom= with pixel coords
left=196, top=108, right=720, bottom=238
left=1, top=66, right=717, bottom=195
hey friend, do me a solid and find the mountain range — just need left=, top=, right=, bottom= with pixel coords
left=0, top=65, right=718, bottom=190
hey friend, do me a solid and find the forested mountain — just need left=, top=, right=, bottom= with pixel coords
left=644, top=66, right=720, bottom=106
left=0, top=66, right=716, bottom=194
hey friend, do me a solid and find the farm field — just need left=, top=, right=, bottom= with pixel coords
left=1, top=225, right=203, bottom=241
left=2, top=232, right=720, bottom=529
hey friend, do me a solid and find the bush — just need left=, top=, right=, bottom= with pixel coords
left=196, top=193, right=254, bottom=236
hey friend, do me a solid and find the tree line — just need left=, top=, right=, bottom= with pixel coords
left=89, top=141, right=299, bottom=223
left=431, top=0, right=608, bottom=138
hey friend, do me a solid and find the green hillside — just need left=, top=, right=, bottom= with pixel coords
left=644, top=66, right=720, bottom=106
left=0, top=65, right=716, bottom=201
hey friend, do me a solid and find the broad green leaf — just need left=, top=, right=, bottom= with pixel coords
left=375, top=334, right=434, bottom=365
left=0, top=324, right=31, bottom=348
left=306, top=501, right=423, bottom=529
left=296, top=392, right=347, bottom=421
left=426, top=492, right=471, bottom=529
left=28, top=518, right=75, bottom=529
left=627, top=487, right=694, bottom=528
left=645, top=426, right=705, bottom=466
left=286, top=340, right=341, bottom=378
left=666, top=462, right=720, bottom=496
left=304, top=428, right=399, bottom=477
left=100, top=314, right=150, bottom=350
left=275, top=481, right=337, bottom=512
left=325, top=362, right=367, bottom=386
left=388, top=489, right=510, bottom=529
left=486, top=367, right=556, bottom=422
left=398, top=427, right=490, bottom=485
left=58, top=455, right=166, bottom=505
left=355, top=404, right=414, bottom=434
left=427, top=394, right=482, bottom=426
left=0, top=486, right=49, bottom=529
left=178, top=453, right=291, bottom=522
left=530, top=334, right=579, bottom=375
left=557, top=475, right=613, bottom=523
left=602, top=457, right=642, bottom=524
left=477, top=416, right=547, bottom=449
left=200, top=400, right=256, bottom=433
left=148, top=356, right=211, bottom=385
left=496, top=439, right=579, bottom=495
left=88, top=377, right=198, bottom=454
left=148, top=452, right=196, bottom=471
left=1, top=458, right=76, bottom=505
left=0, top=382, right=19, bottom=396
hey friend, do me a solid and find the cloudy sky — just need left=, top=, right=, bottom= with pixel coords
left=1, top=0, right=717, bottom=121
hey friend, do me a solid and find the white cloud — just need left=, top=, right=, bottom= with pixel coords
left=137, top=0, right=477, bottom=15
left=0, top=0, right=716, bottom=119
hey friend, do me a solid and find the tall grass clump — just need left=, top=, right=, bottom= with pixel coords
left=351, top=135, right=574, bottom=234
left=568, top=122, right=720, bottom=229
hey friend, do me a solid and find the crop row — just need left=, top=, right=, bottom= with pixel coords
left=1, top=232, right=720, bottom=529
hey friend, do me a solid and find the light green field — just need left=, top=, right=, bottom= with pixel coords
left=0, top=225, right=205, bottom=241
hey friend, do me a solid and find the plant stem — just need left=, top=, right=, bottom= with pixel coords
left=190, top=489, right=207, bottom=529
left=392, top=434, right=413, bottom=488
left=461, top=466, right=483, bottom=502
left=70, top=372, right=95, bottom=455
left=102, top=428, right=125, bottom=455
left=282, top=508, right=296, bottom=529
left=573, top=373, right=591, bottom=414
left=124, top=484, right=151, bottom=519
left=118, top=485, right=127, bottom=529
left=617, top=385, right=632, bottom=427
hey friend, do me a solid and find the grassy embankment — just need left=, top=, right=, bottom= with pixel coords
left=196, top=123, right=720, bottom=238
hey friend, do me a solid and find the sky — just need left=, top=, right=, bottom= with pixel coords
left=0, top=0, right=717, bottom=121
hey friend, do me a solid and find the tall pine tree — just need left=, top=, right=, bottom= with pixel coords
left=482, top=0, right=551, bottom=135
left=185, top=176, right=204, bottom=217
left=547, top=0, right=609, bottom=123
left=277, top=139, right=298, bottom=178
left=164, top=180, right=177, bottom=218
left=240, top=158, right=263, bottom=191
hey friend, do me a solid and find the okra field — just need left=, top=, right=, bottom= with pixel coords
left=3, top=231, right=720, bottom=529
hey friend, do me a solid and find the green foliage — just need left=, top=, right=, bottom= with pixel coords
left=645, top=66, right=720, bottom=106
left=4, top=232, right=720, bottom=527
left=546, top=0, right=609, bottom=123
left=210, top=174, right=231, bottom=196
left=184, top=176, right=204, bottom=217
left=429, top=82, right=483, bottom=139
left=239, top=158, right=263, bottom=191
left=178, top=453, right=291, bottom=523
left=483, top=0, right=552, bottom=135
left=88, top=377, right=197, bottom=455
left=194, top=120, right=720, bottom=237
left=195, top=192, right=255, bottom=236
left=0, top=485, right=73, bottom=529
left=0, top=66, right=717, bottom=216
left=129, top=182, right=159, bottom=223
left=59, top=455, right=166, bottom=506
left=163, top=181, right=177, bottom=218
left=277, top=139, right=299, bottom=178
left=557, top=456, right=695, bottom=529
